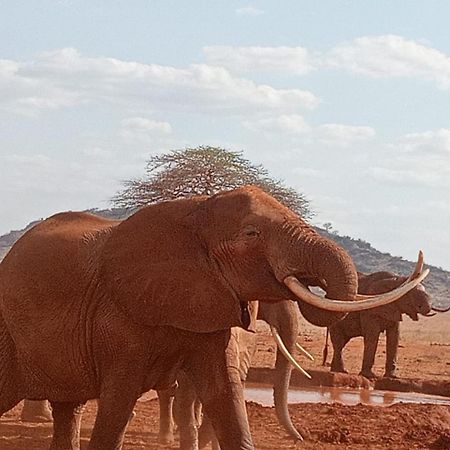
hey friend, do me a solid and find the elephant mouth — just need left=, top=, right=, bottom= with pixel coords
left=408, top=312, right=419, bottom=321
left=283, top=252, right=430, bottom=313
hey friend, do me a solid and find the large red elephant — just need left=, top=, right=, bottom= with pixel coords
left=0, top=186, right=427, bottom=450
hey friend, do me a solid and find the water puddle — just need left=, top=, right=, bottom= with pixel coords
left=244, top=383, right=450, bottom=407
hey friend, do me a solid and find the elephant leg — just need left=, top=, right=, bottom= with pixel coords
left=21, top=400, right=53, bottom=422
left=157, top=385, right=177, bottom=445
left=360, top=321, right=381, bottom=379
left=174, top=371, right=200, bottom=450
left=49, top=401, right=84, bottom=450
left=184, top=331, right=253, bottom=450
left=329, top=328, right=350, bottom=373
left=88, top=387, right=139, bottom=450
left=383, top=322, right=400, bottom=378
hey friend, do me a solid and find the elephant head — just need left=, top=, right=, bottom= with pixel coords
left=100, top=186, right=427, bottom=332
left=358, top=271, right=445, bottom=321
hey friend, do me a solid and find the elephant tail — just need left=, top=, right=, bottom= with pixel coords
left=322, top=328, right=329, bottom=366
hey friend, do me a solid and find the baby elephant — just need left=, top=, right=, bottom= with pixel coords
left=329, top=271, right=437, bottom=379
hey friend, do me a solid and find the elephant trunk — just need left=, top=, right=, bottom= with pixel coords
left=272, top=230, right=358, bottom=326
left=299, top=236, right=358, bottom=300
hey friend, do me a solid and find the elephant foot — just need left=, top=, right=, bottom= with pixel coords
left=359, top=370, right=378, bottom=380
left=20, top=400, right=53, bottom=423
left=330, top=366, right=348, bottom=374
left=382, top=372, right=398, bottom=379
left=158, top=431, right=175, bottom=445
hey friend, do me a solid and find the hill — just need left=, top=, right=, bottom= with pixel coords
left=1, top=210, right=448, bottom=308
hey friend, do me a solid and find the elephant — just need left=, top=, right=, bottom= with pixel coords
left=0, top=186, right=428, bottom=450
left=328, top=270, right=446, bottom=379
left=157, top=300, right=307, bottom=449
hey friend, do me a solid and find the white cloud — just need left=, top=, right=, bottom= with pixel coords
left=326, top=35, right=450, bottom=89
left=244, top=114, right=311, bottom=135
left=120, top=117, right=172, bottom=141
left=0, top=48, right=318, bottom=116
left=81, top=146, right=112, bottom=158
left=0, top=57, right=82, bottom=115
left=368, top=166, right=445, bottom=187
left=244, top=114, right=375, bottom=146
left=366, top=128, right=450, bottom=188
left=315, top=123, right=376, bottom=146
left=3, top=153, right=52, bottom=167
left=235, top=6, right=265, bottom=16
left=200, top=36, right=450, bottom=91
left=203, top=46, right=315, bottom=74
left=390, top=128, right=450, bottom=155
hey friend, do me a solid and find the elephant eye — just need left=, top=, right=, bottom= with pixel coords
left=243, top=226, right=260, bottom=238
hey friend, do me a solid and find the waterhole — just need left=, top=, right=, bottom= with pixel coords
left=244, top=383, right=450, bottom=407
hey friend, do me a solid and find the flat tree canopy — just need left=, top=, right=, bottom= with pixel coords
left=112, top=146, right=313, bottom=218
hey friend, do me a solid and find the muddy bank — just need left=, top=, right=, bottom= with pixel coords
left=245, top=383, right=450, bottom=407
left=247, top=367, right=450, bottom=398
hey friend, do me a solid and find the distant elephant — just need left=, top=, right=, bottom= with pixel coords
left=329, top=271, right=445, bottom=379
left=0, top=186, right=427, bottom=450
left=157, top=300, right=307, bottom=448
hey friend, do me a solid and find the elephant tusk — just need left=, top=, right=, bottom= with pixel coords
left=284, top=268, right=430, bottom=312
left=354, top=251, right=425, bottom=301
left=424, top=312, right=437, bottom=317
left=270, top=326, right=312, bottom=379
left=431, top=305, right=450, bottom=313
left=295, top=343, right=315, bottom=361
left=406, top=250, right=424, bottom=283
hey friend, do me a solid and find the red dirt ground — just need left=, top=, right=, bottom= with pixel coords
left=1, top=313, right=449, bottom=449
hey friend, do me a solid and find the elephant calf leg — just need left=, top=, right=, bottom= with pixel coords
left=175, top=372, right=200, bottom=450
left=360, top=330, right=381, bottom=379
left=330, top=331, right=350, bottom=373
left=49, top=401, right=84, bottom=450
left=184, top=332, right=254, bottom=450
left=157, top=387, right=176, bottom=445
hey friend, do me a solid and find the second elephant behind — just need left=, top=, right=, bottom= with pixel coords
left=329, top=271, right=438, bottom=379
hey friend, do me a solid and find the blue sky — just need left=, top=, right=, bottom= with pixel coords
left=1, top=1, right=449, bottom=270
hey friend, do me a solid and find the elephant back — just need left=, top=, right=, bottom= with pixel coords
left=0, top=212, right=118, bottom=386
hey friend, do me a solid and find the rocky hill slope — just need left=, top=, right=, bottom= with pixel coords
left=1, top=209, right=448, bottom=308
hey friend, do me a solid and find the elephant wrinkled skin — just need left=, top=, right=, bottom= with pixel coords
left=329, top=271, right=434, bottom=379
left=157, top=300, right=304, bottom=449
left=0, top=186, right=423, bottom=450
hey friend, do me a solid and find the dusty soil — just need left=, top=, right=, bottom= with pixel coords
left=2, top=399, right=450, bottom=449
left=1, top=314, right=449, bottom=449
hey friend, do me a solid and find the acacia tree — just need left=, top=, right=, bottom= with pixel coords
left=112, top=146, right=313, bottom=218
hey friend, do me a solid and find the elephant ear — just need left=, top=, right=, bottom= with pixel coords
left=99, top=198, right=243, bottom=333
left=359, top=274, right=404, bottom=322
